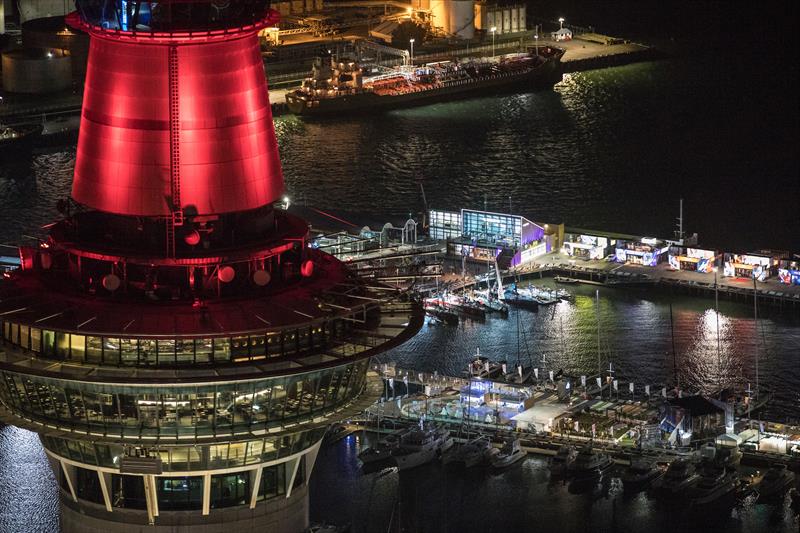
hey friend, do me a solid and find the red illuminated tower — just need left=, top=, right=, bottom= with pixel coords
left=0, top=2, right=421, bottom=532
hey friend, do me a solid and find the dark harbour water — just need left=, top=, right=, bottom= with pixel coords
left=308, top=433, right=800, bottom=533
left=0, top=2, right=798, bottom=532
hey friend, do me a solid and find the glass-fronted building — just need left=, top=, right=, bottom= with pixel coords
left=429, top=208, right=549, bottom=265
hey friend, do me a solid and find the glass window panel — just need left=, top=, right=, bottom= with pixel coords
left=233, top=385, right=253, bottom=428
left=157, top=339, right=176, bottom=365
left=70, top=335, right=86, bottom=361
left=195, top=338, right=212, bottom=363
left=42, top=330, right=56, bottom=357
left=215, top=389, right=234, bottom=430
left=176, top=339, right=194, bottom=364
left=39, top=383, right=56, bottom=417
left=188, top=446, right=203, bottom=470
left=245, top=439, right=264, bottom=465
left=66, top=388, right=87, bottom=424
left=86, top=336, right=103, bottom=363
left=19, top=325, right=30, bottom=349
left=157, top=477, right=203, bottom=511
left=139, top=339, right=157, bottom=366
left=83, top=392, right=105, bottom=425
left=195, top=392, right=214, bottom=434
left=104, top=337, right=121, bottom=364
left=213, top=338, right=230, bottom=363
left=168, top=447, right=190, bottom=471
left=262, top=439, right=278, bottom=462
left=252, top=386, right=271, bottom=424
left=118, top=394, right=139, bottom=431
left=30, top=328, right=41, bottom=352
left=210, top=444, right=229, bottom=469
left=75, top=467, right=104, bottom=504
left=111, top=474, right=146, bottom=509
left=258, top=464, right=283, bottom=501
left=210, top=473, right=249, bottom=508
left=269, top=379, right=287, bottom=423
left=120, top=339, right=138, bottom=366
left=22, top=378, right=43, bottom=415
left=50, top=384, right=70, bottom=420
left=55, top=332, right=70, bottom=359
left=227, top=441, right=247, bottom=467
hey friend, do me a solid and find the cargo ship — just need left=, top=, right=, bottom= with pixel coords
left=286, top=46, right=564, bottom=116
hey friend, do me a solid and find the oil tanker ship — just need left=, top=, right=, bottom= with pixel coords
left=285, top=46, right=564, bottom=116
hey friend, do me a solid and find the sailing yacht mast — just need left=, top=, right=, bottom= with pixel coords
left=753, top=276, right=760, bottom=401
left=670, top=302, right=679, bottom=391
left=596, top=289, right=602, bottom=386
left=714, top=268, right=722, bottom=394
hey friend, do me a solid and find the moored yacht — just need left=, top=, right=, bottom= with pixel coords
left=652, top=458, right=700, bottom=497
left=621, top=457, right=664, bottom=491
left=443, top=435, right=493, bottom=468
left=489, top=437, right=527, bottom=468
left=567, top=445, right=614, bottom=479
left=392, top=426, right=454, bottom=471
left=755, top=464, right=796, bottom=502
left=687, top=465, right=739, bottom=506
left=550, top=444, right=577, bottom=472
left=358, top=429, right=409, bottom=466
left=466, top=349, right=504, bottom=379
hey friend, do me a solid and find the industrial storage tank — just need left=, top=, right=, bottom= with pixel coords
left=430, top=0, right=450, bottom=36
left=1, top=48, right=72, bottom=94
left=22, top=16, right=89, bottom=82
left=474, top=3, right=526, bottom=34
left=448, top=0, right=475, bottom=39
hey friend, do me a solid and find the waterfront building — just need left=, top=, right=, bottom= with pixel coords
left=613, top=237, right=670, bottom=266
left=778, top=260, right=800, bottom=286
left=561, top=229, right=618, bottom=260
left=722, top=252, right=777, bottom=281
left=0, top=2, right=420, bottom=532
left=660, top=396, right=732, bottom=446
left=428, top=208, right=555, bottom=266
left=667, top=247, right=718, bottom=273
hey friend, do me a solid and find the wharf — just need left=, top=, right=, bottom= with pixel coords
left=554, top=37, right=663, bottom=73
left=355, top=367, right=800, bottom=471
left=438, top=251, right=800, bottom=310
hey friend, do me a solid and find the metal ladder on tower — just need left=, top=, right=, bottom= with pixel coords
left=166, top=45, right=183, bottom=258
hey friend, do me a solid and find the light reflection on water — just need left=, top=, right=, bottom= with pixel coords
left=384, top=282, right=800, bottom=421
left=0, top=425, right=59, bottom=533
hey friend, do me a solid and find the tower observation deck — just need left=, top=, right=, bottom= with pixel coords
left=0, top=2, right=422, bottom=532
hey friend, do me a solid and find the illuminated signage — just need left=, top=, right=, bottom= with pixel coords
left=723, top=254, right=771, bottom=281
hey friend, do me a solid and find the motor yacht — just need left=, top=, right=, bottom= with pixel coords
left=567, top=445, right=614, bottom=479
left=392, top=426, right=454, bottom=471
left=652, top=458, right=700, bottom=496
left=489, top=437, right=527, bottom=468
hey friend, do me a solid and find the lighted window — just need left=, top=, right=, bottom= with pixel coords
left=71, top=335, right=86, bottom=361
left=30, top=328, right=41, bottom=352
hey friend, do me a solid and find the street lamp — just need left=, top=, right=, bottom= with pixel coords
left=559, top=17, right=565, bottom=29
left=490, top=26, right=496, bottom=57
left=534, top=31, right=539, bottom=55
left=409, top=38, right=415, bottom=65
